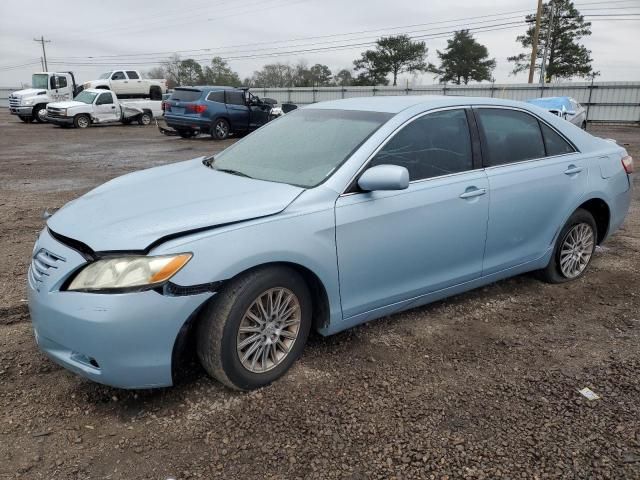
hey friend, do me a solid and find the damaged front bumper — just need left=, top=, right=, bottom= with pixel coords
left=27, top=228, right=214, bottom=389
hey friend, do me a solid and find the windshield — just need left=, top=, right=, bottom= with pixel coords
left=74, top=91, right=99, bottom=104
left=99, top=72, right=112, bottom=79
left=211, top=109, right=392, bottom=188
left=32, top=74, right=49, bottom=89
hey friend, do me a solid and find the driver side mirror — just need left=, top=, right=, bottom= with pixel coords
left=358, top=164, right=409, bottom=192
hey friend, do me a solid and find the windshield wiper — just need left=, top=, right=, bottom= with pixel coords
left=202, top=156, right=252, bottom=179
left=215, top=168, right=253, bottom=179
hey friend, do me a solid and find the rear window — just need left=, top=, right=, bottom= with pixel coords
left=170, top=89, right=202, bottom=102
left=126, top=71, right=140, bottom=80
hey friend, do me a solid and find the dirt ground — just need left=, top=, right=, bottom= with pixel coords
left=0, top=110, right=639, bottom=480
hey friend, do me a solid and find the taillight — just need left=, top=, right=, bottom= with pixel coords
left=186, top=104, right=207, bottom=114
left=161, top=101, right=166, bottom=111
left=622, top=155, right=633, bottom=174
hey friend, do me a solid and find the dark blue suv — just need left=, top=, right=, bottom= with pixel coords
left=163, top=86, right=275, bottom=140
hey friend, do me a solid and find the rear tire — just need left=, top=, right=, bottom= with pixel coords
left=73, top=114, right=91, bottom=129
left=539, top=208, right=597, bottom=283
left=581, top=121, right=587, bottom=130
left=150, top=87, right=162, bottom=100
left=32, top=104, right=47, bottom=123
left=197, top=266, right=312, bottom=390
left=211, top=118, right=230, bottom=140
left=138, top=112, right=152, bottom=126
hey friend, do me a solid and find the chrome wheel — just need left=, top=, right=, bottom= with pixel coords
left=214, top=121, right=229, bottom=139
left=36, top=107, right=47, bottom=121
left=76, top=116, right=89, bottom=128
left=236, top=287, right=301, bottom=374
left=559, top=222, right=594, bottom=278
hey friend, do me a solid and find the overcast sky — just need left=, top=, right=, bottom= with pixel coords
left=1, top=0, right=639, bottom=87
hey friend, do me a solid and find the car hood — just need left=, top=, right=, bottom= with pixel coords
left=48, top=100, right=86, bottom=109
left=47, top=157, right=304, bottom=252
left=11, top=88, right=46, bottom=98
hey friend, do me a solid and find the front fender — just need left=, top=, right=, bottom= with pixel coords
left=150, top=202, right=343, bottom=330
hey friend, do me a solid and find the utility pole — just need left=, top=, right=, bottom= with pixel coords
left=33, top=36, right=51, bottom=71
left=539, top=0, right=555, bottom=84
left=528, top=0, right=544, bottom=83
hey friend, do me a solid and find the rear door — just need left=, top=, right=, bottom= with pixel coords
left=125, top=71, right=144, bottom=96
left=93, top=92, right=120, bottom=122
left=475, top=107, right=587, bottom=275
left=224, top=90, right=250, bottom=131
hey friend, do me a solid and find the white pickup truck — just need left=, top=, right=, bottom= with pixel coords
left=45, top=89, right=163, bottom=129
left=82, top=70, right=167, bottom=100
left=8, top=71, right=81, bottom=123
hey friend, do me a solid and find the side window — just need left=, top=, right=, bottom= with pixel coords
left=476, top=108, right=545, bottom=166
left=96, top=93, right=113, bottom=105
left=225, top=91, right=246, bottom=106
left=370, top=109, right=473, bottom=181
left=56, top=75, right=67, bottom=88
left=111, top=71, right=126, bottom=80
left=206, top=91, right=225, bottom=103
left=541, top=123, right=575, bottom=156
left=126, top=71, right=140, bottom=80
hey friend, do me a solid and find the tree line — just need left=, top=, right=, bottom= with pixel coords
left=148, top=0, right=593, bottom=88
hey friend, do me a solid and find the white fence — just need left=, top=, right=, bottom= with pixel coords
left=2, top=81, right=639, bottom=122
left=254, top=81, right=640, bottom=123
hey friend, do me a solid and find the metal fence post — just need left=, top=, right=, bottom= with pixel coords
left=442, top=82, right=448, bottom=96
left=287, top=88, right=291, bottom=103
left=490, top=80, right=496, bottom=98
left=341, top=88, right=345, bottom=99
left=585, top=75, right=595, bottom=130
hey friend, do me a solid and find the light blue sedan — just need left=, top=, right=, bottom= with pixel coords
left=28, top=96, right=633, bottom=390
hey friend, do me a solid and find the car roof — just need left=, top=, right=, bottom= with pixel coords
left=306, top=95, right=542, bottom=113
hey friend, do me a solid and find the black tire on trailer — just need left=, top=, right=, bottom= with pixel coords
left=73, top=114, right=91, bottom=129
left=150, top=87, right=162, bottom=100
left=32, top=104, right=47, bottom=123
left=138, top=111, right=152, bottom=126
left=177, top=129, right=196, bottom=138
left=196, top=266, right=312, bottom=390
left=538, top=208, right=597, bottom=284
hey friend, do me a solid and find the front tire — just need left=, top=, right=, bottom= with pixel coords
left=197, top=266, right=312, bottom=390
left=18, top=115, right=33, bottom=123
left=32, top=104, right=47, bottom=123
left=539, top=208, right=597, bottom=283
left=211, top=118, right=230, bottom=140
left=73, top=114, right=91, bottom=129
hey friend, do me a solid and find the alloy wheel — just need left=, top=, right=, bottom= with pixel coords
left=236, top=287, right=301, bottom=374
left=559, top=222, right=594, bottom=278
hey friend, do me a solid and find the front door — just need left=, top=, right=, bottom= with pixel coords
left=474, top=107, right=588, bottom=275
left=335, top=108, right=489, bottom=320
left=109, top=71, right=128, bottom=95
left=93, top=92, right=119, bottom=122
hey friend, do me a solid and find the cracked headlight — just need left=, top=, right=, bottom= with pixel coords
left=67, top=253, right=192, bottom=292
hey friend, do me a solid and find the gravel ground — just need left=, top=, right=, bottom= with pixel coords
left=0, top=111, right=639, bottom=480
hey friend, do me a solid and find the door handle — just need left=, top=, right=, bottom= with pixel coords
left=459, top=187, right=487, bottom=199
left=564, top=165, right=583, bottom=175
left=111, top=106, right=115, bottom=109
